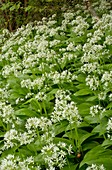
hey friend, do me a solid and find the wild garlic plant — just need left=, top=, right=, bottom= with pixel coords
left=0, top=1, right=112, bottom=169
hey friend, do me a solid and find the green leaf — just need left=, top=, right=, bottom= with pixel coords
left=86, top=96, right=97, bottom=102
left=62, top=164, right=78, bottom=170
left=1, top=146, right=18, bottom=158
left=76, top=74, right=86, bottom=82
left=0, top=132, right=5, bottom=137
left=92, top=118, right=107, bottom=135
left=25, top=6, right=32, bottom=12
left=74, top=88, right=92, bottom=96
left=14, top=108, right=37, bottom=117
left=34, top=153, right=45, bottom=164
left=83, top=141, right=99, bottom=151
left=78, top=103, right=92, bottom=116
left=103, top=110, right=112, bottom=117
left=18, top=148, right=32, bottom=156
left=53, top=121, right=68, bottom=136
left=54, top=137, right=73, bottom=146
left=84, top=115, right=99, bottom=124
left=64, top=129, right=92, bottom=145
left=10, top=5, right=16, bottom=11
left=92, top=124, right=106, bottom=136
left=78, top=132, right=93, bottom=146
left=107, top=102, right=112, bottom=109
left=76, top=84, right=87, bottom=90
left=30, top=99, right=41, bottom=112
left=102, top=139, right=112, bottom=148
left=80, top=145, right=112, bottom=168
left=46, top=89, right=58, bottom=101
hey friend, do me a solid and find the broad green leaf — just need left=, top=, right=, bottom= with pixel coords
left=84, top=115, right=99, bottom=124
left=80, top=145, right=112, bottom=168
left=76, top=74, right=86, bottom=82
left=25, top=6, right=32, bottom=12
left=54, top=137, right=73, bottom=146
left=18, top=148, right=32, bottom=156
left=27, top=140, right=44, bottom=152
left=10, top=5, right=16, bottom=11
left=0, top=132, right=5, bottom=137
left=46, top=88, right=58, bottom=101
left=102, top=139, right=112, bottom=148
left=64, top=129, right=92, bottom=145
left=1, top=146, right=18, bottom=158
left=78, top=103, right=93, bottom=116
left=86, top=96, right=97, bottom=102
left=14, top=108, right=37, bottom=117
left=34, top=153, right=45, bottom=164
left=103, top=110, right=112, bottom=117
left=76, top=84, right=87, bottom=89
left=30, top=99, right=41, bottom=112
left=83, top=141, right=99, bottom=151
left=53, top=121, right=68, bottom=136
left=74, top=88, right=92, bottom=96
left=34, top=139, right=45, bottom=151
left=107, top=102, right=112, bottom=109
left=27, top=143, right=37, bottom=152
left=78, top=133, right=93, bottom=146
left=92, top=118, right=107, bottom=135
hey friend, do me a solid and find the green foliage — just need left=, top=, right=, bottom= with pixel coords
left=0, top=0, right=112, bottom=169
left=0, top=0, right=79, bottom=31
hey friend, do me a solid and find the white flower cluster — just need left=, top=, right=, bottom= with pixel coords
left=86, top=75, right=99, bottom=91
left=21, top=76, right=45, bottom=90
left=0, top=2, right=112, bottom=169
left=0, top=154, right=41, bottom=170
left=25, top=117, right=52, bottom=132
left=80, top=62, right=100, bottom=74
left=2, top=128, right=35, bottom=150
left=35, top=91, right=47, bottom=101
left=98, top=92, right=107, bottom=101
left=0, top=88, right=10, bottom=100
left=51, top=90, right=82, bottom=124
left=1, top=116, right=53, bottom=151
left=46, top=70, right=77, bottom=84
left=86, top=164, right=106, bottom=170
left=71, top=16, right=89, bottom=36
left=109, top=93, right=112, bottom=101
left=101, top=71, right=112, bottom=90
left=81, top=44, right=103, bottom=63
left=41, top=142, right=72, bottom=169
left=2, top=63, right=22, bottom=78
left=90, top=105, right=105, bottom=117
left=107, top=117, right=112, bottom=140
left=0, top=102, right=15, bottom=123
left=104, top=36, right=112, bottom=45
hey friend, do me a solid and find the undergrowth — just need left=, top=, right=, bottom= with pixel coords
left=0, top=1, right=112, bottom=169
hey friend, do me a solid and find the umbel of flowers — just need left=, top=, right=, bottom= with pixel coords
left=0, top=0, right=112, bottom=169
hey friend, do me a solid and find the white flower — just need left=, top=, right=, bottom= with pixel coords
left=86, top=75, right=99, bottom=90
left=107, top=117, right=112, bottom=135
left=3, top=129, right=18, bottom=149
left=41, top=142, right=68, bottom=169
left=80, top=62, right=99, bottom=73
left=86, top=164, right=106, bottom=170
left=35, top=91, right=46, bottom=101
left=109, top=93, right=112, bottom=101
left=51, top=90, right=82, bottom=124
left=98, top=92, right=106, bottom=100
left=90, top=105, right=105, bottom=117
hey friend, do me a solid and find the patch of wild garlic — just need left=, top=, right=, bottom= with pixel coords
left=0, top=1, right=112, bottom=169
